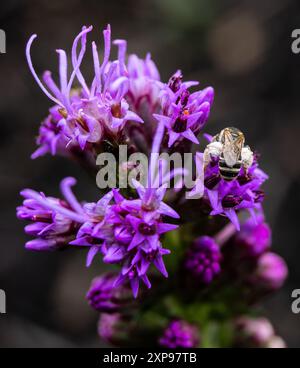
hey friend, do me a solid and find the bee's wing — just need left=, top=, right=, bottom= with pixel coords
left=223, top=130, right=244, bottom=167
left=234, top=134, right=245, bottom=156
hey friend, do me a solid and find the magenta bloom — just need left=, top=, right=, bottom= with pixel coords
left=31, top=106, right=72, bottom=159
left=252, top=252, right=288, bottom=290
left=17, top=177, right=85, bottom=251
left=154, top=71, right=213, bottom=147
left=71, top=120, right=180, bottom=298
left=126, top=53, right=161, bottom=112
left=26, top=25, right=143, bottom=155
left=72, top=188, right=177, bottom=298
left=185, top=236, right=221, bottom=284
left=17, top=23, right=288, bottom=349
left=86, top=273, right=132, bottom=313
left=159, top=320, right=200, bottom=348
left=235, top=215, right=271, bottom=257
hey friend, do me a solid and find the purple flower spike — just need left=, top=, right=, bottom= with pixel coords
left=17, top=177, right=85, bottom=251
left=70, top=185, right=177, bottom=298
left=159, top=320, right=200, bottom=348
left=70, top=120, right=179, bottom=298
left=185, top=236, right=222, bottom=284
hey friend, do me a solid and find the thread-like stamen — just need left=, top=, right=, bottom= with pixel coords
left=60, top=177, right=84, bottom=214
left=149, top=120, right=165, bottom=187
left=100, top=24, right=111, bottom=75
left=68, top=26, right=93, bottom=96
left=26, top=34, right=63, bottom=107
left=71, top=26, right=92, bottom=96
left=56, top=49, right=70, bottom=109
left=91, top=41, right=101, bottom=96
left=42, top=71, right=63, bottom=101
left=113, top=39, right=127, bottom=76
left=20, top=189, right=86, bottom=224
left=103, top=61, right=117, bottom=93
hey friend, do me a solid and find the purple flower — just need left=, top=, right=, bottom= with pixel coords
left=235, top=215, right=271, bottom=257
left=126, top=53, right=161, bottom=112
left=31, top=106, right=72, bottom=159
left=69, top=191, right=115, bottom=266
left=159, top=320, right=200, bottom=348
left=71, top=121, right=180, bottom=298
left=154, top=71, right=213, bottom=147
left=123, top=179, right=180, bottom=219
left=113, top=241, right=171, bottom=298
left=73, top=188, right=176, bottom=298
left=195, top=149, right=268, bottom=230
left=26, top=25, right=143, bottom=154
left=86, top=273, right=132, bottom=313
left=251, top=252, right=288, bottom=291
left=185, top=236, right=221, bottom=284
left=17, top=177, right=85, bottom=251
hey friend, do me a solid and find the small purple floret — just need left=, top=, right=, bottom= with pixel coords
left=159, top=320, right=200, bottom=348
left=185, top=236, right=221, bottom=284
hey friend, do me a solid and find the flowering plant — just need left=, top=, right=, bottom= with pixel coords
left=17, top=25, right=288, bottom=348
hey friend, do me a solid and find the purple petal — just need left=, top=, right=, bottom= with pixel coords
left=207, top=189, right=219, bottom=211
left=138, top=257, right=151, bottom=276
left=125, top=110, right=143, bottom=124
left=157, top=223, right=178, bottom=234
left=128, top=232, right=144, bottom=251
left=224, top=209, right=240, bottom=231
left=153, top=114, right=172, bottom=127
left=60, top=177, right=84, bottom=214
left=131, top=179, right=146, bottom=198
left=126, top=215, right=141, bottom=230
left=168, top=131, right=179, bottom=147
left=141, top=274, right=152, bottom=289
left=70, top=236, right=94, bottom=247
left=130, top=277, right=139, bottom=298
left=159, top=202, right=180, bottom=219
left=153, top=254, right=168, bottom=277
left=25, top=238, right=57, bottom=251
left=86, top=245, right=99, bottom=267
left=182, top=129, right=199, bottom=145
left=103, top=245, right=126, bottom=263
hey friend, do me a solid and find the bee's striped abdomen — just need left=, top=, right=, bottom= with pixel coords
left=219, top=157, right=242, bottom=181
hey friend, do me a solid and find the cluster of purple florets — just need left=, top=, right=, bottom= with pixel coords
left=185, top=236, right=221, bottom=284
left=17, top=24, right=288, bottom=348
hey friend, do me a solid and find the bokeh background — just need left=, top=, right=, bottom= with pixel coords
left=0, top=0, right=299, bottom=347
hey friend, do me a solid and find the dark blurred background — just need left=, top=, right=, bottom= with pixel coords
left=0, top=0, right=299, bottom=347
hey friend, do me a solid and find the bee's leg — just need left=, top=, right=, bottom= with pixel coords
left=203, top=147, right=211, bottom=170
left=241, top=146, right=254, bottom=173
left=203, top=142, right=222, bottom=170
